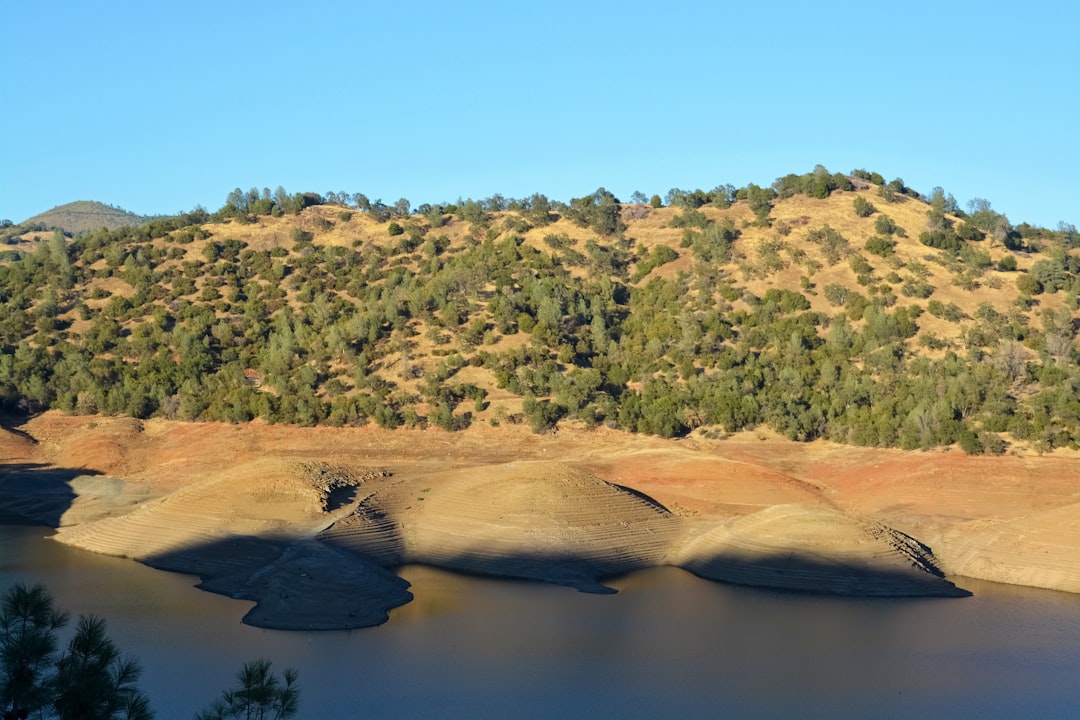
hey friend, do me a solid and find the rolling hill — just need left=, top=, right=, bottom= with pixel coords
left=0, top=167, right=1077, bottom=455
left=17, top=200, right=151, bottom=234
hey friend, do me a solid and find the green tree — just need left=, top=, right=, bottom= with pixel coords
left=566, top=188, right=624, bottom=236
left=525, top=194, right=554, bottom=226
left=2, top=584, right=152, bottom=720
left=53, top=617, right=153, bottom=720
left=1, top=583, right=70, bottom=720
left=196, top=660, right=299, bottom=720
left=744, top=184, right=775, bottom=226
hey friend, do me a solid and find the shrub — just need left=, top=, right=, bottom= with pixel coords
left=387, top=222, right=404, bottom=236
left=927, top=299, right=965, bottom=322
left=632, top=245, right=679, bottom=281
left=901, top=277, right=934, bottom=298
left=919, top=229, right=962, bottom=253
left=980, top=431, right=1007, bottom=455
left=522, top=395, right=563, bottom=433
left=864, top=235, right=897, bottom=257
left=958, top=427, right=984, bottom=455
left=1015, top=273, right=1042, bottom=295
left=806, top=225, right=852, bottom=265
left=853, top=196, right=876, bottom=217
left=669, top=208, right=709, bottom=229
left=873, top=214, right=897, bottom=235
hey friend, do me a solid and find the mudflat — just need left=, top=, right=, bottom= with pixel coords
left=2, top=413, right=1077, bottom=629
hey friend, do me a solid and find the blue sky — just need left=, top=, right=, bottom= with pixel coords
left=2, top=2, right=1076, bottom=228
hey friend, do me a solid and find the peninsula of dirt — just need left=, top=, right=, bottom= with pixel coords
left=3, top=414, right=1078, bottom=630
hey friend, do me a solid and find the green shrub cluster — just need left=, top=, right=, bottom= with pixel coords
left=1, top=180, right=1078, bottom=454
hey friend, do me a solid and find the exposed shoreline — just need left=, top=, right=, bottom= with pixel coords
left=2, top=414, right=1077, bottom=629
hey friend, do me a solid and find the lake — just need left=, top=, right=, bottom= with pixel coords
left=3, top=524, right=1079, bottom=719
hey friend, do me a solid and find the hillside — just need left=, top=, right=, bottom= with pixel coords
left=0, top=168, right=1078, bottom=455
left=13, top=200, right=150, bottom=236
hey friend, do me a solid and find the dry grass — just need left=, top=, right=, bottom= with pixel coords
left=154, top=191, right=1073, bottom=400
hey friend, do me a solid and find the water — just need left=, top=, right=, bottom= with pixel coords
left=3, top=524, right=1080, bottom=719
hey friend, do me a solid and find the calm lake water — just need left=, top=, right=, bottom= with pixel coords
left=3, top=524, right=1080, bottom=720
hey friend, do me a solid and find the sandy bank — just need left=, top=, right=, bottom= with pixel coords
left=674, top=504, right=967, bottom=597
left=3, top=415, right=1078, bottom=628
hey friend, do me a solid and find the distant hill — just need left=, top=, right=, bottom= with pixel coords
left=19, top=201, right=150, bottom=235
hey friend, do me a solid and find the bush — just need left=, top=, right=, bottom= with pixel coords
left=669, top=208, right=709, bottom=229
left=927, top=299, right=965, bottom=322
left=980, top=431, right=1007, bottom=455
left=806, top=225, right=852, bottom=265
left=522, top=395, right=563, bottom=433
left=1015, top=273, right=1042, bottom=295
left=919, top=229, right=962, bottom=253
left=956, top=222, right=984, bottom=242
left=853, top=196, right=876, bottom=217
left=290, top=227, right=313, bottom=249
left=632, top=245, right=679, bottom=280
left=958, top=427, right=984, bottom=455
left=387, top=222, right=404, bottom=236
left=997, top=255, right=1018, bottom=271
left=1015, top=274, right=1041, bottom=297
left=873, top=214, right=897, bottom=235
left=864, top=235, right=897, bottom=257
left=901, top=277, right=934, bottom=298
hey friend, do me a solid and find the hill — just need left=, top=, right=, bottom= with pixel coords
left=18, top=200, right=150, bottom=234
left=0, top=167, right=1078, bottom=455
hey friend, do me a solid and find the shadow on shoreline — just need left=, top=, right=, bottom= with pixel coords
left=142, top=536, right=414, bottom=631
left=680, top=552, right=972, bottom=598
left=0, top=462, right=101, bottom=527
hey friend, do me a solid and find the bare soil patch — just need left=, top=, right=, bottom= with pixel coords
left=3, top=413, right=1077, bottom=628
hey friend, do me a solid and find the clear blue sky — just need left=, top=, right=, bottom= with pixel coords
left=2, top=1, right=1076, bottom=228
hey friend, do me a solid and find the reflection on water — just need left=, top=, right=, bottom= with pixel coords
left=3, top=525, right=1080, bottom=719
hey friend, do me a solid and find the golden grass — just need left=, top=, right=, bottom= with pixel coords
left=30, top=185, right=1071, bottom=412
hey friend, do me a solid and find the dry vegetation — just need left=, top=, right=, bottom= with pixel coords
left=2, top=168, right=1079, bottom=454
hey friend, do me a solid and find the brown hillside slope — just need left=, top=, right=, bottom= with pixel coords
left=19, top=200, right=147, bottom=234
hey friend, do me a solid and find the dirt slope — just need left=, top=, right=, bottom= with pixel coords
left=2, top=413, right=1077, bottom=628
